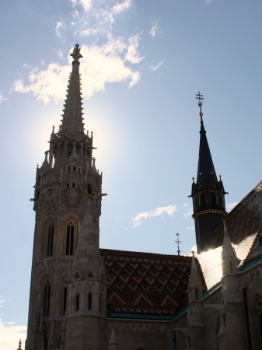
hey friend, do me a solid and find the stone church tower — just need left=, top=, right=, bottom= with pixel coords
left=26, top=44, right=107, bottom=350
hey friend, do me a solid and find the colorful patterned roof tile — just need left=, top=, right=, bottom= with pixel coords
left=100, top=249, right=195, bottom=317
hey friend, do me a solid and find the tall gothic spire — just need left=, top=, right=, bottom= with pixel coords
left=60, top=44, right=84, bottom=136
left=190, top=93, right=227, bottom=253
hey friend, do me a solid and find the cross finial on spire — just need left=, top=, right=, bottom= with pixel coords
left=17, top=339, right=22, bottom=350
left=175, top=233, right=181, bottom=256
left=195, top=91, right=204, bottom=119
left=70, top=44, right=83, bottom=63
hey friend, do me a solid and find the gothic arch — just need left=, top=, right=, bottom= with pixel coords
left=41, top=218, right=55, bottom=259
left=61, top=217, right=79, bottom=256
left=60, top=274, right=68, bottom=316
left=39, top=276, right=51, bottom=318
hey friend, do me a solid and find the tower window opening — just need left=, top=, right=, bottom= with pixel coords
left=72, top=183, right=75, bottom=188
left=211, top=192, right=217, bottom=207
left=43, top=281, right=51, bottom=317
left=73, top=166, right=76, bottom=171
left=75, top=293, right=80, bottom=311
left=68, top=151, right=71, bottom=156
left=67, top=183, right=69, bottom=188
left=68, top=166, right=70, bottom=171
left=63, top=287, right=67, bottom=315
left=88, top=293, right=92, bottom=310
left=199, top=193, right=206, bottom=209
left=46, top=224, right=54, bottom=257
left=195, top=288, right=199, bottom=300
left=66, top=224, right=74, bottom=255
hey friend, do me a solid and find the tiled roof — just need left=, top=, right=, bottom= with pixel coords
left=210, top=181, right=262, bottom=248
left=100, top=249, right=192, bottom=317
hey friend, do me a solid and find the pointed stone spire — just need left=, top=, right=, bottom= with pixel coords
left=190, top=93, right=228, bottom=253
left=222, top=220, right=238, bottom=276
left=74, top=196, right=100, bottom=271
left=197, top=115, right=218, bottom=185
left=17, top=339, right=22, bottom=350
left=109, top=325, right=118, bottom=350
left=188, top=252, right=202, bottom=302
left=60, top=44, right=84, bottom=136
left=41, top=151, right=49, bottom=168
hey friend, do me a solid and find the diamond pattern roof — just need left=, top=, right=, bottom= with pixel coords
left=100, top=249, right=193, bottom=317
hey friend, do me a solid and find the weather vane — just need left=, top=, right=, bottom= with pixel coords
left=195, top=91, right=204, bottom=119
left=175, top=233, right=181, bottom=256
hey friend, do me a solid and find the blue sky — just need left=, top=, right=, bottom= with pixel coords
left=0, top=0, right=262, bottom=348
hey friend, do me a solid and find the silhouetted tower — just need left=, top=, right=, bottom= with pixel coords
left=26, top=44, right=107, bottom=350
left=190, top=93, right=227, bottom=253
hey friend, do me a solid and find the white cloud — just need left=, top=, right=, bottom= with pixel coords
left=149, top=59, right=164, bottom=72
left=0, top=93, right=7, bottom=104
left=56, top=50, right=63, bottom=59
left=226, top=201, right=238, bottom=212
left=125, top=35, right=144, bottom=64
left=0, top=319, right=27, bottom=350
left=132, top=204, right=177, bottom=228
left=55, top=21, right=67, bottom=37
left=187, top=226, right=194, bottom=230
left=71, top=0, right=92, bottom=12
left=149, top=19, right=160, bottom=38
left=13, top=41, right=141, bottom=103
left=113, top=0, right=132, bottom=14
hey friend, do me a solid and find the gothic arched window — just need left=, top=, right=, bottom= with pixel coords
left=199, top=192, right=206, bottom=209
left=46, top=224, right=54, bottom=257
left=88, top=293, right=92, bottom=310
left=211, top=192, right=217, bottom=207
left=66, top=224, right=74, bottom=255
left=43, top=281, right=51, bottom=317
left=75, top=293, right=80, bottom=311
left=60, top=276, right=68, bottom=316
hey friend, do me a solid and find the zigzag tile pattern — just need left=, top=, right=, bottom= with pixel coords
left=100, top=249, right=191, bottom=316
left=211, top=181, right=262, bottom=247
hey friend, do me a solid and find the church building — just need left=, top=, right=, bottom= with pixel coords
left=24, top=44, right=262, bottom=350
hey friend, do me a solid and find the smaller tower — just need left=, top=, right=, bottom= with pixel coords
left=190, top=93, right=228, bottom=253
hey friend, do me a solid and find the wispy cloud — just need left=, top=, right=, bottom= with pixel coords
left=205, top=0, right=213, bottom=3
left=149, top=19, right=160, bottom=38
left=226, top=201, right=238, bottom=212
left=55, top=21, right=67, bottom=37
left=71, top=0, right=92, bottom=12
left=149, top=59, right=164, bottom=72
left=187, top=226, right=194, bottom=230
left=0, top=93, right=7, bottom=104
left=0, top=319, right=27, bottom=350
left=113, top=0, right=132, bottom=14
left=125, top=34, right=144, bottom=64
left=13, top=40, right=141, bottom=103
left=132, top=204, right=177, bottom=227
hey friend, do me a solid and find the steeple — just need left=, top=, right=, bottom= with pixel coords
left=60, top=44, right=84, bottom=137
left=190, top=93, right=228, bottom=253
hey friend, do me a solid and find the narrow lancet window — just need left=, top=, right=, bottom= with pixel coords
left=43, top=281, right=51, bottom=317
left=63, top=287, right=67, bottom=315
left=75, top=293, right=80, bottom=311
left=47, top=224, right=54, bottom=257
left=66, top=224, right=74, bottom=255
left=88, top=293, right=92, bottom=310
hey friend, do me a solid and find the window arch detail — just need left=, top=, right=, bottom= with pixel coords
left=66, top=223, right=74, bottom=255
left=43, top=281, right=51, bottom=317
